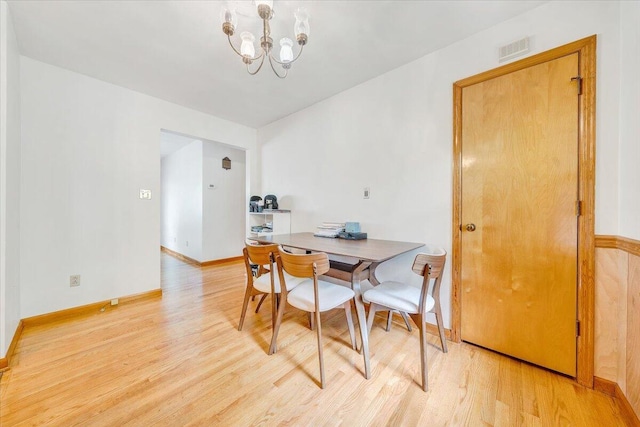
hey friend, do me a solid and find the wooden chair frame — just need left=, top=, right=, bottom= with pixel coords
left=271, top=249, right=357, bottom=389
left=367, top=251, right=447, bottom=391
left=238, top=243, right=280, bottom=332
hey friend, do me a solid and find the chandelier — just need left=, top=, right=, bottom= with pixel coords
left=220, top=1, right=310, bottom=78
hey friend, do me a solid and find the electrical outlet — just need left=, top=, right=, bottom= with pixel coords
left=110, top=298, right=119, bottom=306
left=70, top=275, right=81, bottom=287
left=139, top=189, right=152, bottom=200
left=364, top=187, right=370, bottom=199
left=186, top=240, right=189, bottom=247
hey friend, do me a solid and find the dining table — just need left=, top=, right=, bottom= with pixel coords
left=248, top=232, right=425, bottom=380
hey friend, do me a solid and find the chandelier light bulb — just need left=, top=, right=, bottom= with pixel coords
left=220, top=7, right=237, bottom=35
left=240, top=32, right=256, bottom=58
left=220, top=7, right=237, bottom=25
left=294, top=8, right=310, bottom=44
left=279, top=38, right=293, bottom=63
left=294, top=8, right=310, bottom=35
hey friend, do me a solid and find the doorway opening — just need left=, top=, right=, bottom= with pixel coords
left=159, top=129, right=248, bottom=285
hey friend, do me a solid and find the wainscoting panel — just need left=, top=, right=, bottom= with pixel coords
left=594, top=236, right=640, bottom=421
left=627, top=253, right=640, bottom=417
left=594, top=248, right=627, bottom=383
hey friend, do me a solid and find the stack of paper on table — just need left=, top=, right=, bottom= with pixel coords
left=314, top=222, right=346, bottom=238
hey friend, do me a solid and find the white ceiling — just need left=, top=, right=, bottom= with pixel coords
left=7, top=0, right=547, bottom=129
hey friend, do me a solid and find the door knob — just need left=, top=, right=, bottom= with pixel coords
left=465, top=223, right=476, bottom=232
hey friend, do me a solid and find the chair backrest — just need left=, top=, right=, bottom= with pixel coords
left=277, top=247, right=330, bottom=278
left=245, top=243, right=279, bottom=265
left=412, top=248, right=447, bottom=313
left=243, top=243, right=279, bottom=280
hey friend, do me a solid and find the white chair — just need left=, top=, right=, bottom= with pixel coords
left=238, top=243, right=305, bottom=334
left=364, top=248, right=447, bottom=391
left=270, top=247, right=357, bottom=389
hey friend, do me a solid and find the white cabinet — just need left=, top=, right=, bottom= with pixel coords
left=248, top=210, right=291, bottom=237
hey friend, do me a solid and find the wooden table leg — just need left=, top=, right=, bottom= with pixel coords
left=368, top=262, right=381, bottom=286
left=351, top=261, right=371, bottom=379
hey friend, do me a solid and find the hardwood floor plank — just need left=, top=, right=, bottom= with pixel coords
left=0, top=252, right=633, bottom=426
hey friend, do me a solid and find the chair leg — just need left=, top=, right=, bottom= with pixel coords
left=344, top=301, right=356, bottom=350
left=315, top=310, right=325, bottom=388
left=401, top=312, right=413, bottom=332
left=385, top=311, right=393, bottom=332
left=366, top=303, right=378, bottom=333
left=435, top=309, right=448, bottom=353
left=418, top=314, right=429, bottom=392
left=269, top=293, right=287, bottom=355
left=271, top=292, right=277, bottom=330
left=238, top=285, right=253, bottom=331
left=309, top=312, right=315, bottom=330
left=254, top=293, right=268, bottom=313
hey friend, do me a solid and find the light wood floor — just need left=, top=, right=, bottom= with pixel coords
left=0, top=252, right=632, bottom=426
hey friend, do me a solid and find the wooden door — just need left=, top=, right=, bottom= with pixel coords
left=460, top=53, right=579, bottom=376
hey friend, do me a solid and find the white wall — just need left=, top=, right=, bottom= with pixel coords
left=161, top=140, right=203, bottom=261
left=258, top=1, right=625, bottom=329
left=202, top=142, right=246, bottom=261
left=0, top=0, right=21, bottom=357
left=20, top=57, right=256, bottom=318
left=618, top=1, right=640, bottom=241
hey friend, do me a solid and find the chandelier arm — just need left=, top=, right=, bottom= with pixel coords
left=226, top=33, right=244, bottom=58
left=247, top=54, right=266, bottom=75
left=270, top=43, right=305, bottom=66
left=268, top=54, right=288, bottom=79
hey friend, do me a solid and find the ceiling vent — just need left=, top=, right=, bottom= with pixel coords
left=499, top=37, right=531, bottom=63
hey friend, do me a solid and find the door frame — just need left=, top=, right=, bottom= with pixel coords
left=451, top=35, right=596, bottom=387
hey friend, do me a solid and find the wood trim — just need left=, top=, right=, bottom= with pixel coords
left=451, top=35, right=597, bottom=387
left=22, top=301, right=109, bottom=327
left=200, top=256, right=243, bottom=267
left=0, top=320, right=24, bottom=370
left=594, top=377, right=640, bottom=426
left=118, top=288, right=163, bottom=304
left=596, top=235, right=640, bottom=257
left=576, top=34, right=597, bottom=389
left=451, top=83, right=463, bottom=344
left=454, top=36, right=598, bottom=88
left=161, top=246, right=242, bottom=267
left=161, top=246, right=201, bottom=266
left=593, top=376, right=617, bottom=397
left=22, top=288, right=162, bottom=328
left=596, top=235, right=621, bottom=249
